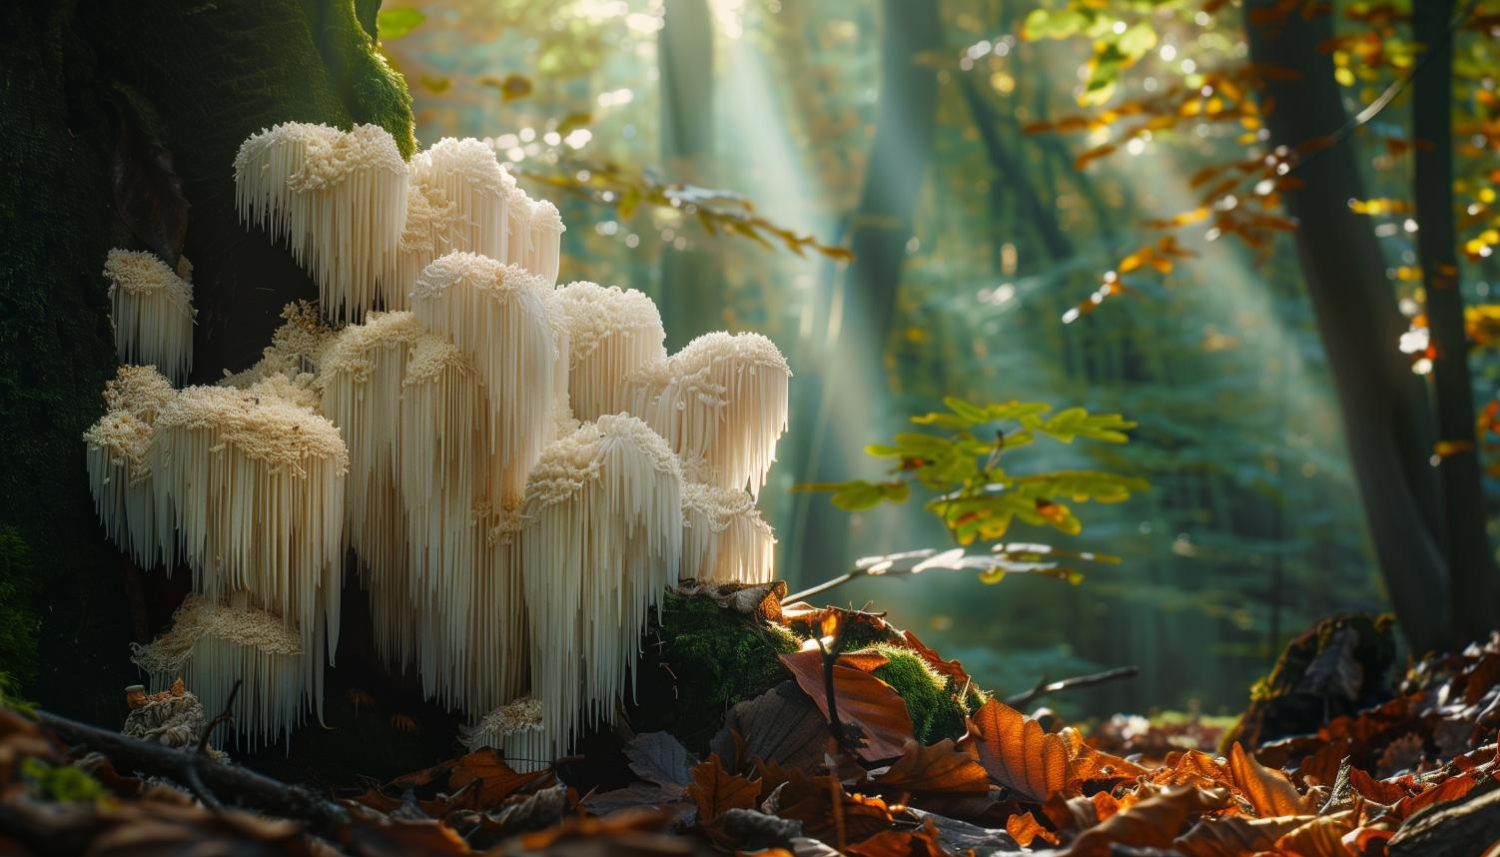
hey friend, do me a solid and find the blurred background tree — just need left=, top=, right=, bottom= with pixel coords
left=372, top=0, right=1500, bottom=718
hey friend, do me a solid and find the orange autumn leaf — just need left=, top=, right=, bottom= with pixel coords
left=1059, top=728, right=1148, bottom=784
left=1172, top=814, right=1314, bottom=857
left=1228, top=743, right=1314, bottom=817
left=1271, top=813, right=1356, bottom=857
left=1066, top=785, right=1232, bottom=857
left=1075, top=144, right=1118, bottom=170
left=779, top=649, right=915, bottom=760
left=686, top=754, right=761, bottom=822
left=868, top=739, right=989, bottom=796
left=391, top=749, right=550, bottom=813
left=1391, top=770, right=1478, bottom=819
left=1347, top=767, right=1409, bottom=804
left=776, top=770, right=895, bottom=847
left=900, top=629, right=973, bottom=689
left=968, top=699, right=1074, bottom=802
left=844, top=818, right=949, bottom=857
left=1005, top=811, right=1058, bottom=847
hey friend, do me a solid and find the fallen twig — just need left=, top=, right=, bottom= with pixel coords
left=29, top=707, right=349, bottom=837
left=196, top=678, right=242, bottom=755
left=1004, top=665, right=1140, bottom=709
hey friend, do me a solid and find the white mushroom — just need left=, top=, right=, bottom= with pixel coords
left=103, top=249, right=195, bottom=384
left=552, top=281, right=667, bottom=423
left=681, top=482, right=776, bottom=585
left=234, top=123, right=409, bottom=319
left=131, top=593, right=305, bottom=751
left=519, top=414, right=682, bottom=759
left=412, top=252, right=557, bottom=506
left=629, top=331, right=790, bottom=498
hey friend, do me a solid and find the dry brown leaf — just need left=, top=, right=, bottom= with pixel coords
left=900, top=630, right=973, bottom=689
left=1346, top=767, right=1408, bottom=804
left=1153, top=750, right=1236, bottom=791
left=968, top=699, right=1073, bottom=802
left=1391, top=770, right=1478, bottom=819
left=1228, top=742, right=1313, bottom=817
left=844, top=818, right=950, bottom=857
left=686, top=755, right=761, bottom=823
left=1065, top=785, right=1232, bottom=857
left=444, top=750, right=550, bottom=812
left=1270, top=813, right=1355, bottom=857
left=710, top=681, right=836, bottom=773
left=868, top=739, right=989, bottom=796
left=1172, top=814, right=1314, bottom=857
left=775, top=769, right=895, bottom=847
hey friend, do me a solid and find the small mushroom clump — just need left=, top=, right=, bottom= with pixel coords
left=150, top=385, right=348, bottom=669
left=92, top=122, right=795, bottom=758
left=131, top=594, right=305, bottom=750
left=84, top=365, right=178, bottom=567
left=103, top=250, right=195, bottom=384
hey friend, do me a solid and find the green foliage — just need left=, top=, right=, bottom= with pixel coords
left=375, top=8, right=426, bottom=40
left=19, top=758, right=107, bottom=805
left=797, top=397, right=1147, bottom=546
left=0, top=527, right=40, bottom=691
left=0, top=672, right=36, bottom=716
left=1021, top=1, right=1168, bottom=101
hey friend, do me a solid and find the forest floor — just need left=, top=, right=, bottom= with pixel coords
left=1, top=585, right=1497, bottom=856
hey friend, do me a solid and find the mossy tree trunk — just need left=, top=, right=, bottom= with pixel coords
left=0, top=0, right=413, bottom=723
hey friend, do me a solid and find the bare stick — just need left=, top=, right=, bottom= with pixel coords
left=197, top=678, right=243, bottom=755
left=29, top=707, right=349, bottom=837
left=1004, top=665, right=1139, bottom=709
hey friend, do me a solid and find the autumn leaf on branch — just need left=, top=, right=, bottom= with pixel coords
left=511, top=159, right=850, bottom=261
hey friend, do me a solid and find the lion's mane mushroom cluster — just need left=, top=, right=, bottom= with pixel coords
left=84, top=123, right=791, bottom=760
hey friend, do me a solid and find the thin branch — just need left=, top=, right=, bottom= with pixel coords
left=1284, top=0, right=1478, bottom=175
left=784, top=572, right=856, bottom=605
left=1004, top=665, right=1140, bottom=709
left=197, top=678, right=242, bottom=755
left=29, top=708, right=350, bottom=837
left=782, top=546, right=1096, bottom=605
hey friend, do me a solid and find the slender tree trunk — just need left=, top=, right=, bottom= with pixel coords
left=658, top=0, right=721, bottom=350
left=1414, top=0, right=1500, bottom=641
left=785, top=0, right=942, bottom=582
left=958, top=76, right=1073, bottom=263
left=1244, top=1, right=1452, bottom=653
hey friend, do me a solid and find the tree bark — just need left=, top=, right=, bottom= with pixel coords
left=785, top=0, right=942, bottom=582
left=1413, top=0, right=1500, bottom=642
left=1243, top=1, right=1452, bottom=653
left=0, top=0, right=415, bottom=721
